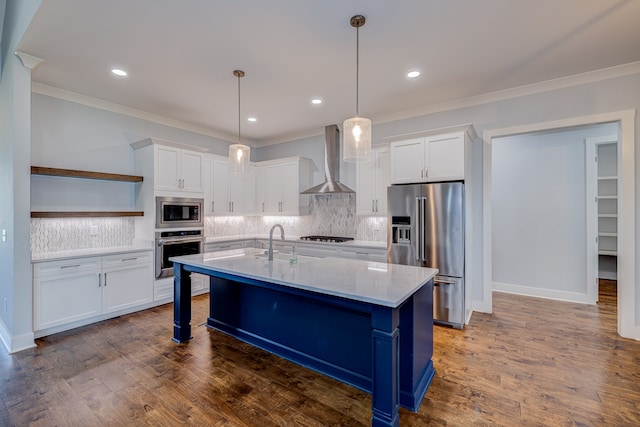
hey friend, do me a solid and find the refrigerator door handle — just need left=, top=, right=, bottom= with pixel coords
left=434, top=278, right=456, bottom=285
left=420, top=197, right=427, bottom=262
left=415, top=197, right=421, bottom=261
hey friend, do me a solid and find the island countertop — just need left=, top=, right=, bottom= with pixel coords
left=171, top=248, right=437, bottom=308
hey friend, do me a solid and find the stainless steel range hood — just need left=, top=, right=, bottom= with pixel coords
left=301, top=124, right=355, bottom=194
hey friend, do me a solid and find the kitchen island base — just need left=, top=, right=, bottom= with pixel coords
left=172, top=256, right=435, bottom=427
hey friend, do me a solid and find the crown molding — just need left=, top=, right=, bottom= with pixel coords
left=32, top=61, right=640, bottom=147
left=14, top=51, right=44, bottom=71
left=30, top=83, right=256, bottom=146
left=373, top=61, right=640, bottom=127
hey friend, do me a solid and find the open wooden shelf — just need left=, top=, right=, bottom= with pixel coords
left=31, top=166, right=143, bottom=182
left=31, top=211, right=144, bottom=218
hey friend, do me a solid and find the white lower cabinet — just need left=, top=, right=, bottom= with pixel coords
left=33, top=251, right=153, bottom=333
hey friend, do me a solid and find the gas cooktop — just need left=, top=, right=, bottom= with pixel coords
left=300, top=235, right=355, bottom=243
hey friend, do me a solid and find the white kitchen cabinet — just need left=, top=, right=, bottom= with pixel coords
left=390, top=127, right=474, bottom=184
left=356, top=146, right=390, bottom=215
left=155, top=145, right=203, bottom=193
left=33, top=257, right=102, bottom=331
left=101, top=252, right=154, bottom=314
left=254, top=157, right=311, bottom=215
left=210, top=157, right=255, bottom=215
left=33, top=250, right=153, bottom=332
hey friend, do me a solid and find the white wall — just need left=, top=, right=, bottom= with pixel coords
left=492, top=124, right=616, bottom=301
left=30, top=93, right=232, bottom=210
left=0, top=0, right=43, bottom=353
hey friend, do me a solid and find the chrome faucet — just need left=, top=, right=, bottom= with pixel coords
left=268, top=224, right=285, bottom=261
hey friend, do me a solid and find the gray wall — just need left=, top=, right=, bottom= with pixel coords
left=492, top=123, right=616, bottom=299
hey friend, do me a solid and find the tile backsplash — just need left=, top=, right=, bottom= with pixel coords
left=31, top=218, right=135, bottom=253
left=206, top=194, right=387, bottom=242
left=32, top=195, right=386, bottom=253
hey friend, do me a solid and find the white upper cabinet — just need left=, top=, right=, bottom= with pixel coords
left=132, top=138, right=206, bottom=198
left=155, top=145, right=203, bottom=193
left=356, top=146, right=390, bottom=215
left=390, top=126, right=475, bottom=184
left=209, top=157, right=255, bottom=215
left=254, top=157, right=311, bottom=215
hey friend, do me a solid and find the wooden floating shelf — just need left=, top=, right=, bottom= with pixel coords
left=31, top=166, right=143, bottom=182
left=31, top=211, right=144, bottom=218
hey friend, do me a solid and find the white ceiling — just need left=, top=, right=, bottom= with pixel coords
left=17, top=0, right=640, bottom=146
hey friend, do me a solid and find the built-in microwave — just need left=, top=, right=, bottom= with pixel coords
left=156, top=196, right=203, bottom=229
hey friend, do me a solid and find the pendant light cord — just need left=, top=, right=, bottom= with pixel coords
left=237, top=73, right=241, bottom=143
left=355, top=25, right=359, bottom=118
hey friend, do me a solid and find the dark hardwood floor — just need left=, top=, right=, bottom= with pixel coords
left=1, top=279, right=638, bottom=426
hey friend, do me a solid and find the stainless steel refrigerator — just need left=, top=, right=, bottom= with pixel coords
left=387, top=182, right=465, bottom=328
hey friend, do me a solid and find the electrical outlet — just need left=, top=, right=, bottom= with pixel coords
left=1, top=229, right=6, bottom=242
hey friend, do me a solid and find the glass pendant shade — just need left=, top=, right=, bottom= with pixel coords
left=229, top=143, right=250, bottom=174
left=343, top=116, right=371, bottom=162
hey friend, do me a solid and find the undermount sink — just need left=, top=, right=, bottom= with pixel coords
left=254, top=252, right=318, bottom=262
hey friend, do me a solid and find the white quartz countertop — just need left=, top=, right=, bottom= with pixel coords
left=206, top=235, right=387, bottom=250
left=171, top=248, right=437, bottom=308
left=31, top=244, right=153, bottom=263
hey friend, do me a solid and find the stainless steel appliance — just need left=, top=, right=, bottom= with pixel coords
left=155, top=229, right=204, bottom=278
left=156, top=196, right=203, bottom=229
left=387, top=182, right=465, bottom=328
left=300, top=235, right=355, bottom=243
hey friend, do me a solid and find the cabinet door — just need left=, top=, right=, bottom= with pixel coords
left=34, top=269, right=102, bottom=330
left=280, top=162, right=300, bottom=214
left=390, top=138, right=425, bottom=184
left=228, top=173, right=246, bottom=214
left=212, top=159, right=230, bottom=214
left=102, top=264, right=153, bottom=314
left=155, top=146, right=181, bottom=191
left=427, top=134, right=464, bottom=181
left=255, top=167, right=267, bottom=214
left=356, top=155, right=377, bottom=215
left=202, top=157, right=214, bottom=214
left=376, top=150, right=391, bottom=215
left=263, top=165, right=284, bottom=213
left=180, top=150, right=203, bottom=193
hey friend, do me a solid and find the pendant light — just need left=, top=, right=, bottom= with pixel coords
left=343, top=15, right=371, bottom=163
left=229, top=69, right=250, bottom=174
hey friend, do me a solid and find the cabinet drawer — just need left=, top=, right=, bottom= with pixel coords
left=33, top=257, right=102, bottom=278
left=102, top=251, right=152, bottom=269
left=205, top=241, right=244, bottom=252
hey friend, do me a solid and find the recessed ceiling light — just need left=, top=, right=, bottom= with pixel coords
left=247, top=117, right=257, bottom=122
left=311, top=98, right=322, bottom=105
left=111, top=68, right=127, bottom=77
left=407, top=70, right=421, bottom=79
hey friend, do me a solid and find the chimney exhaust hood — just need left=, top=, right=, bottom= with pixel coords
left=301, top=124, right=355, bottom=194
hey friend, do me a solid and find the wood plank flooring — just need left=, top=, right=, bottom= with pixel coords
left=1, top=279, right=639, bottom=426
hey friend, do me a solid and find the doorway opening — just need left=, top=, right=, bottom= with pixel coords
left=482, top=110, right=636, bottom=339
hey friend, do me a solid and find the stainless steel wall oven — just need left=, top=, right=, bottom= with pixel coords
left=155, top=229, right=204, bottom=278
left=156, top=196, right=203, bottom=229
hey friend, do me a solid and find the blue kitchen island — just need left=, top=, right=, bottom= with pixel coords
left=171, top=248, right=437, bottom=427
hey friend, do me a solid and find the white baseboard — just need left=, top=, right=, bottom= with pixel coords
left=0, top=317, right=36, bottom=354
left=598, top=271, right=617, bottom=280
left=472, top=298, right=492, bottom=314
left=493, top=281, right=593, bottom=304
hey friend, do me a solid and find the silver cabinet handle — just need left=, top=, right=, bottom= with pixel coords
left=415, top=197, right=421, bottom=261
left=372, top=200, right=375, bottom=212
left=121, top=257, right=138, bottom=262
left=98, top=273, right=101, bottom=287
left=375, top=199, right=379, bottom=212
left=61, top=264, right=81, bottom=269
left=104, top=272, right=107, bottom=287
left=212, top=201, right=214, bottom=212
left=262, top=202, right=265, bottom=212
left=434, top=278, right=456, bottom=285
